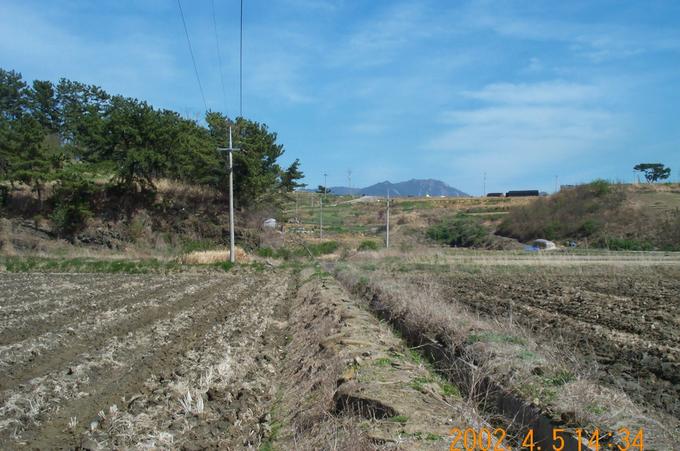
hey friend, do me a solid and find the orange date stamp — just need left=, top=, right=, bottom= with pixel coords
left=448, top=427, right=644, bottom=451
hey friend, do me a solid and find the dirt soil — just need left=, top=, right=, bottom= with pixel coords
left=427, top=265, right=680, bottom=419
left=0, top=269, right=292, bottom=449
left=0, top=264, right=518, bottom=450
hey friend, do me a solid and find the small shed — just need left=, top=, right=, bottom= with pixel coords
left=506, top=190, right=539, bottom=197
left=262, top=218, right=277, bottom=229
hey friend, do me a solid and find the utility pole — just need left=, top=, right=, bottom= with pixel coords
left=347, top=169, right=352, bottom=196
left=555, top=175, right=559, bottom=193
left=386, top=189, right=390, bottom=248
left=218, top=125, right=239, bottom=263
left=320, top=173, right=327, bottom=239
left=483, top=172, right=486, bottom=197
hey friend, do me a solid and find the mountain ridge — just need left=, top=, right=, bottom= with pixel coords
left=325, top=178, right=468, bottom=197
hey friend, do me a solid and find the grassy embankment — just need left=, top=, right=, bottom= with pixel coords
left=498, top=181, right=680, bottom=250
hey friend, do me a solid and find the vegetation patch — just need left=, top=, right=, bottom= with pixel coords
left=426, top=214, right=490, bottom=248
left=467, top=331, right=526, bottom=345
left=357, top=240, right=380, bottom=251
left=498, top=181, right=680, bottom=250
left=0, top=256, right=236, bottom=273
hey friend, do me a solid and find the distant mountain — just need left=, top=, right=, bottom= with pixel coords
left=329, top=179, right=468, bottom=197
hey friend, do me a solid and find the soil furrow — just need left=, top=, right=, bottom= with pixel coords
left=14, top=272, right=286, bottom=449
left=0, top=275, right=228, bottom=390
left=0, top=275, right=192, bottom=345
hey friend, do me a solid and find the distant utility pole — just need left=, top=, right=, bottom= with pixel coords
left=218, top=125, right=240, bottom=263
left=483, top=172, right=487, bottom=197
left=347, top=169, right=352, bottom=195
left=320, top=173, right=327, bottom=239
left=386, top=189, right=390, bottom=248
left=555, top=175, right=559, bottom=193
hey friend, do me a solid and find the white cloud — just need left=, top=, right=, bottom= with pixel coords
left=327, top=2, right=437, bottom=68
left=461, top=81, right=600, bottom=105
left=428, top=79, right=625, bottom=182
left=467, top=8, right=680, bottom=62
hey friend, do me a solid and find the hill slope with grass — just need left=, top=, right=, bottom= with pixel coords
left=497, top=182, right=680, bottom=250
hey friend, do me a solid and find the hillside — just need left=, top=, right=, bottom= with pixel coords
left=0, top=69, right=303, bottom=256
left=330, top=178, right=468, bottom=197
left=497, top=182, right=680, bottom=250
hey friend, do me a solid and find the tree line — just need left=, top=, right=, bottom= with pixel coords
left=0, top=68, right=305, bottom=234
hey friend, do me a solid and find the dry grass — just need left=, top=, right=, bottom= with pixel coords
left=333, top=259, right=680, bottom=448
left=181, top=247, right=249, bottom=264
left=154, top=178, right=220, bottom=201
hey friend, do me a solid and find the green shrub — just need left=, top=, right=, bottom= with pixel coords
left=579, top=219, right=601, bottom=237
left=50, top=203, right=92, bottom=237
left=0, top=185, right=8, bottom=207
left=602, top=237, right=653, bottom=251
left=358, top=240, right=380, bottom=251
left=542, top=221, right=561, bottom=240
left=589, top=179, right=611, bottom=197
left=214, top=260, right=235, bottom=271
left=426, top=215, right=489, bottom=247
left=307, top=240, right=339, bottom=256
left=257, top=247, right=275, bottom=257
left=50, top=172, right=96, bottom=237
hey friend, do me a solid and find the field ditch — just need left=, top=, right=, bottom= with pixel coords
left=1, top=261, right=523, bottom=450
left=332, top=255, right=680, bottom=450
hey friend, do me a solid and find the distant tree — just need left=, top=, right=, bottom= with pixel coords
left=1, top=66, right=303, bottom=219
left=0, top=69, right=54, bottom=201
left=281, top=159, right=306, bottom=191
left=634, top=163, right=671, bottom=183
left=56, top=79, right=110, bottom=161
left=31, top=80, right=60, bottom=133
left=0, top=69, right=31, bottom=185
left=50, top=165, right=96, bottom=236
left=316, top=185, right=330, bottom=194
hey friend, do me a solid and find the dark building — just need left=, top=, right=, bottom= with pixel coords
left=486, top=192, right=504, bottom=197
left=506, top=190, right=539, bottom=197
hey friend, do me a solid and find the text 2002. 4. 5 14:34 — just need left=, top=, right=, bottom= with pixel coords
left=449, top=427, right=644, bottom=451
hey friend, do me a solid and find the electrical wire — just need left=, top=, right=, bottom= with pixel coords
left=177, top=0, right=208, bottom=113
left=239, top=0, right=243, bottom=118
left=211, top=0, right=228, bottom=115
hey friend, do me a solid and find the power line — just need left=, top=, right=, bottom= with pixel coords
left=211, top=0, right=228, bottom=115
left=177, top=0, right=208, bottom=113
left=239, top=0, right=244, bottom=118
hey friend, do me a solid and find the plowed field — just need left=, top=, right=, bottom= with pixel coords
left=0, top=270, right=292, bottom=449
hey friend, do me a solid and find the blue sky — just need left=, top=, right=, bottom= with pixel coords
left=2, top=0, right=680, bottom=194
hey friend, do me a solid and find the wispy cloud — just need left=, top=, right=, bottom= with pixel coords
left=327, top=2, right=439, bottom=68
left=461, top=81, right=601, bottom=105
left=467, top=6, right=680, bottom=62
left=428, top=80, right=626, bottom=185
